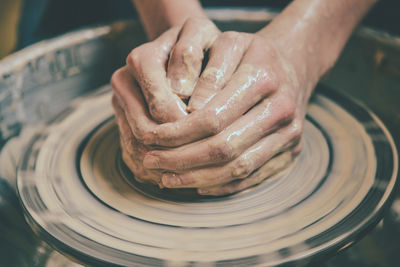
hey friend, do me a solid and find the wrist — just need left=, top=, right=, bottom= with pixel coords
left=133, top=0, right=207, bottom=40
left=257, top=0, right=377, bottom=98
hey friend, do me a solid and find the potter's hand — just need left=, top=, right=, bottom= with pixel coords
left=111, top=18, right=219, bottom=185
left=123, top=18, right=219, bottom=123
left=129, top=0, right=377, bottom=195
left=115, top=0, right=376, bottom=195
left=112, top=68, right=163, bottom=186
left=142, top=33, right=310, bottom=195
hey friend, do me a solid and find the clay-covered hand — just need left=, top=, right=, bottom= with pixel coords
left=114, top=0, right=374, bottom=195
left=140, top=32, right=314, bottom=196
left=122, top=18, right=220, bottom=123
left=111, top=69, right=163, bottom=186
left=111, top=18, right=220, bottom=186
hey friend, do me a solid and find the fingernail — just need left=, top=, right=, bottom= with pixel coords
left=162, top=174, right=182, bottom=187
left=143, top=155, right=159, bottom=168
left=198, top=189, right=209, bottom=195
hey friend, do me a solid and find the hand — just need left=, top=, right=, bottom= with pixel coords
left=139, top=32, right=312, bottom=196
left=123, top=17, right=220, bottom=122
left=111, top=18, right=220, bottom=186
left=119, top=0, right=376, bottom=196
left=111, top=70, right=162, bottom=186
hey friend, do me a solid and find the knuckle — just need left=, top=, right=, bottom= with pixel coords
left=176, top=159, right=189, bottom=170
left=148, top=101, right=161, bottom=116
left=138, top=127, right=155, bottom=142
left=125, top=138, right=136, bottom=154
left=276, top=94, right=296, bottom=122
left=121, top=151, right=132, bottom=164
left=232, top=159, right=253, bottom=179
left=122, top=151, right=138, bottom=171
left=292, top=144, right=302, bottom=157
left=148, top=102, right=170, bottom=123
left=267, top=71, right=280, bottom=92
left=219, top=31, right=250, bottom=45
left=215, top=186, right=233, bottom=196
left=110, top=68, right=125, bottom=92
left=184, top=17, right=213, bottom=28
left=208, top=142, right=233, bottom=162
left=200, top=68, right=223, bottom=88
left=121, top=136, right=134, bottom=155
left=220, top=31, right=241, bottom=41
left=111, top=94, right=119, bottom=109
left=255, top=68, right=279, bottom=95
left=126, top=45, right=151, bottom=72
left=133, top=130, right=145, bottom=142
left=183, top=17, right=200, bottom=26
left=253, top=37, right=276, bottom=55
left=259, top=70, right=277, bottom=94
left=120, top=133, right=138, bottom=154
left=201, top=70, right=218, bottom=85
left=142, top=128, right=158, bottom=144
left=126, top=48, right=141, bottom=70
left=289, top=119, right=303, bottom=139
left=173, top=42, right=203, bottom=63
left=134, top=176, right=146, bottom=184
left=203, top=113, right=222, bottom=135
left=128, top=121, right=148, bottom=142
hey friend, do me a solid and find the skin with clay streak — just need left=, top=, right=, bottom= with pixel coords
left=111, top=0, right=378, bottom=196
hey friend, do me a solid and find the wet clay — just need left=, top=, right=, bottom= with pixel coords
left=17, top=86, right=398, bottom=265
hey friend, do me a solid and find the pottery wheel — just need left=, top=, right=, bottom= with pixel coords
left=17, top=85, right=398, bottom=266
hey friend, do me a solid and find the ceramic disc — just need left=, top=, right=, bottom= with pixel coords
left=17, top=85, right=398, bottom=266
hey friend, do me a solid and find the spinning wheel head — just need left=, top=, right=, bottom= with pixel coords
left=17, top=85, right=398, bottom=266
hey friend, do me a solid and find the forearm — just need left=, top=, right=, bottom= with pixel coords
left=258, top=0, right=377, bottom=91
left=132, top=0, right=206, bottom=40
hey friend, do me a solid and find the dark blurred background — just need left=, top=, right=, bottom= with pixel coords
left=0, top=0, right=398, bottom=59
left=9, top=0, right=400, bottom=52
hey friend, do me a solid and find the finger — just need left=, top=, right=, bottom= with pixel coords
left=126, top=27, right=187, bottom=123
left=167, top=18, right=220, bottom=98
left=160, top=122, right=301, bottom=189
left=143, top=94, right=298, bottom=170
left=119, top=134, right=163, bottom=186
left=112, top=95, right=135, bottom=155
left=188, top=32, right=252, bottom=112
left=198, top=149, right=297, bottom=196
left=112, top=96, right=162, bottom=185
left=144, top=57, right=280, bottom=146
left=111, top=67, right=157, bottom=141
